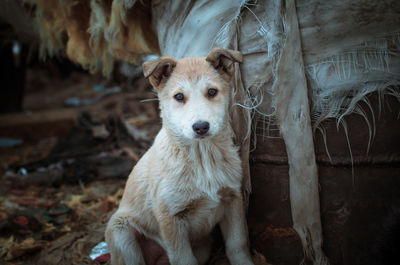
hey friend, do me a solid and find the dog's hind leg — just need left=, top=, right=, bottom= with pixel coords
left=105, top=212, right=146, bottom=265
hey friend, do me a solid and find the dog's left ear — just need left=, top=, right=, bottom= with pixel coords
left=206, top=47, right=243, bottom=80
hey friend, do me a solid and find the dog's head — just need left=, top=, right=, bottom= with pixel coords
left=143, top=47, right=242, bottom=141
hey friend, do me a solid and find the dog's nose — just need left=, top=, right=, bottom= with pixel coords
left=192, top=121, right=210, bottom=136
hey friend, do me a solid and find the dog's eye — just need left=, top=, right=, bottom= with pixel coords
left=207, top=88, right=218, bottom=98
left=174, top=93, right=184, bottom=102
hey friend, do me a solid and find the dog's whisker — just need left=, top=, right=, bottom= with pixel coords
left=140, top=98, right=159, bottom=103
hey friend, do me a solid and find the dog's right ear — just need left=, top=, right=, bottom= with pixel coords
left=142, top=56, right=177, bottom=89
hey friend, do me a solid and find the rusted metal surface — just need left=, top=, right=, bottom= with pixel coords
left=248, top=94, right=400, bottom=265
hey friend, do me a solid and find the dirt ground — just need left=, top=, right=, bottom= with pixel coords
left=0, top=59, right=160, bottom=265
left=0, top=59, right=269, bottom=265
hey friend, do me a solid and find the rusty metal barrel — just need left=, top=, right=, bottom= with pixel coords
left=249, top=95, right=400, bottom=265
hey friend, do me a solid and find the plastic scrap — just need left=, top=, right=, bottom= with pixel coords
left=89, top=241, right=110, bottom=263
left=64, top=86, right=121, bottom=107
left=0, top=138, right=23, bottom=147
left=18, top=168, right=28, bottom=176
left=93, top=83, right=104, bottom=92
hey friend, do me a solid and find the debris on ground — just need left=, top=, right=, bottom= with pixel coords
left=64, top=86, right=122, bottom=107
left=0, top=62, right=160, bottom=265
left=89, top=242, right=110, bottom=263
left=0, top=138, right=23, bottom=148
left=0, top=60, right=269, bottom=265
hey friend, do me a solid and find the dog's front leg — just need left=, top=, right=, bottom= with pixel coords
left=220, top=195, right=254, bottom=265
left=158, top=214, right=198, bottom=265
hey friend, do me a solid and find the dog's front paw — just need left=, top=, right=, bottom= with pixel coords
left=227, top=251, right=254, bottom=265
left=230, top=259, right=254, bottom=265
left=169, top=255, right=198, bottom=265
left=233, top=261, right=254, bottom=265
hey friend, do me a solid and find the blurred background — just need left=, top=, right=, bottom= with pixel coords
left=0, top=2, right=163, bottom=264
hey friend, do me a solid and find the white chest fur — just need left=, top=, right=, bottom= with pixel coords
left=152, top=128, right=243, bottom=239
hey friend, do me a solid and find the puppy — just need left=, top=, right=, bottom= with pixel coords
left=105, top=47, right=254, bottom=265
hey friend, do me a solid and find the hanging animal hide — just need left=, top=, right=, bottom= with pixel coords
left=28, top=0, right=159, bottom=76
left=26, top=0, right=400, bottom=264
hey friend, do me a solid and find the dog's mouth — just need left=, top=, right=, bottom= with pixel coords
left=194, top=133, right=211, bottom=139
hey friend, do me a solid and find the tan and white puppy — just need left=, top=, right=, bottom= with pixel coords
left=105, top=48, right=254, bottom=265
